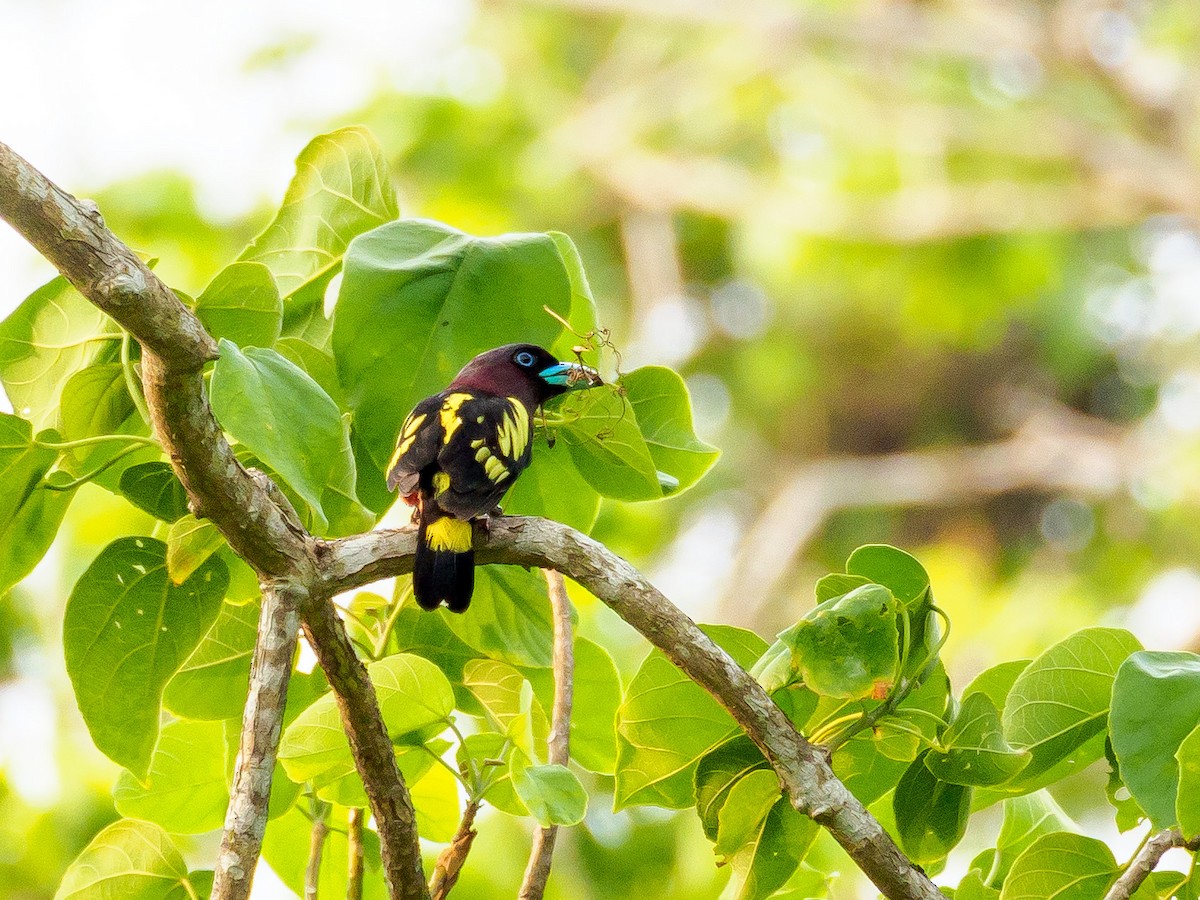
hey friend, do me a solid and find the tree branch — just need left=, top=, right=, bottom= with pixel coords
left=518, top=570, right=575, bottom=900
left=322, top=519, right=943, bottom=900
left=214, top=580, right=300, bottom=900
left=1105, top=828, right=1195, bottom=900
left=306, top=801, right=330, bottom=900
left=0, top=139, right=427, bottom=900
left=428, top=800, right=481, bottom=900
left=347, top=808, right=366, bottom=900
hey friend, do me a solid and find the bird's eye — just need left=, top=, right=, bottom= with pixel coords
left=515, top=351, right=535, bottom=367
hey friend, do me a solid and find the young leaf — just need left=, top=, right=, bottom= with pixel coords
left=779, top=583, right=900, bottom=699
left=332, top=219, right=567, bottom=471
left=164, top=598, right=260, bottom=720
left=113, top=719, right=228, bottom=833
left=1002, top=627, right=1142, bottom=783
left=166, top=514, right=225, bottom=584
left=0, top=276, right=119, bottom=429
left=511, top=760, right=588, bottom=827
left=63, top=537, right=228, bottom=777
left=615, top=625, right=766, bottom=809
left=985, top=791, right=1078, bottom=888
left=119, top=461, right=190, bottom=522
left=998, top=832, right=1116, bottom=900
left=239, top=126, right=399, bottom=344
left=54, top=819, right=191, bottom=900
left=1110, top=649, right=1200, bottom=827
left=620, top=366, right=720, bottom=495
left=726, top=797, right=817, bottom=900
left=925, top=692, right=1030, bottom=787
left=1177, top=723, right=1200, bottom=841
left=278, top=653, right=453, bottom=783
left=894, top=750, right=972, bottom=864
left=195, top=261, right=282, bottom=348
left=210, top=339, right=369, bottom=535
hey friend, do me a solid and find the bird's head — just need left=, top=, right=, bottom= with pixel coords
left=449, top=343, right=602, bottom=409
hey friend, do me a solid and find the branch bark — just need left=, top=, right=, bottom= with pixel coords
left=428, top=801, right=481, bottom=900
left=214, top=580, right=300, bottom=900
left=1104, top=828, right=1195, bottom=900
left=0, top=139, right=427, bottom=900
left=518, top=570, right=575, bottom=900
left=322, top=519, right=944, bottom=900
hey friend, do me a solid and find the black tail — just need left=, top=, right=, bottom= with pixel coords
left=414, top=510, right=475, bottom=613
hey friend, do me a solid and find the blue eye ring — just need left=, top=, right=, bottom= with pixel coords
left=515, top=351, right=536, bottom=367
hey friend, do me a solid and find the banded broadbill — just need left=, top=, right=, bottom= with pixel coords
left=386, top=344, right=600, bottom=612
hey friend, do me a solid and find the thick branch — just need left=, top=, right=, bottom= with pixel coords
left=518, top=570, right=575, bottom=900
left=322, top=519, right=943, bottom=900
left=214, top=581, right=300, bottom=900
left=1105, top=828, right=1194, bottom=900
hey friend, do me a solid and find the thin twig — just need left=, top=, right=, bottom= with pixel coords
left=428, top=801, right=481, bottom=900
left=518, top=570, right=575, bottom=900
left=213, top=581, right=300, bottom=900
left=306, top=801, right=330, bottom=900
left=347, top=808, right=365, bottom=900
left=1104, top=827, right=1195, bottom=900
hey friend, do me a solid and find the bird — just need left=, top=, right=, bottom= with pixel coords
left=386, top=343, right=601, bottom=612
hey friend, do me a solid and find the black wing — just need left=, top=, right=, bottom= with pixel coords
left=386, top=394, right=444, bottom=494
left=432, top=392, right=535, bottom=519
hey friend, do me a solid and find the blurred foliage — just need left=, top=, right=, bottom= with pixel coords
left=6, top=0, right=1200, bottom=897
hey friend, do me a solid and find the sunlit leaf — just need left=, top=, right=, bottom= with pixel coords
left=620, top=366, right=719, bottom=495
left=54, top=819, right=191, bottom=900
left=558, top=388, right=660, bottom=501
left=164, top=598, right=260, bottom=720
left=998, top=832, right=1116, bottom=900
left=440, top=566, right=554, bottom=668
left=263, top=805, right=386, bottom=900
left=727, top=797, right=817, bottom=900
left=504, top=439, right=601, bottom=533
left=694, top=735, right=770, bottom=843
left=195, top=261, right=282, bottom=348
left=525, top=636, right=621, bottom=774
left=985, top=791, right=1077, bottom=888
left=511, top=759, right=588, bottom=827
left=412, top=758, right=462, bottom=840
left=166, top=514, right=225, bottom=585
left=1178, top=723, right=1200, bottom=841
left=113, top=719, right=228, bottom=833
left=713, top=768, right=781, bottom=857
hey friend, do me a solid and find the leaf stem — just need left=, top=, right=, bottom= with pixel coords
left=42, top=442, right=148, bottom=491
left=306, top=799, right=331, bottom=900
left=35, top=433, right=159, bottom=451
left=122, top=331, right=153, bottom=425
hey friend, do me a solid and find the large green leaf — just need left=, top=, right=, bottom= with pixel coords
left=440, top=566, right=555, bottom=668
left=113, top=719, right=228, bottom=833
left=1002, top=627, right=1141, bottom=783
left=779, top=583, right=900, bottom=699
left=963, top=659, right=1032, bottom=711
left=510, top=760, right=588, bottom=827
left=0, top=414, right=72, bottom=596
left=615, top=625, right=766, bottom=809
left=58, top=363, right=135, bottom=442
left=894, top=749, right=972, bottom=864
left=278, top=653, right=453, bottom=784
left=726, top=798, right=817, bottom=900
left=713, top=768, right=782, bottom=857
left=926, top=692, right=1030, bottom=787
left=209, top=339, right=370, bottom=535
left=63, top=537, right=228, bottom=777
left=558, top=388, right=661, bottom=501
left=1178, top=723, right=1200, bottom=841
left=195, top=261, right=282, bottom=348
left=998, top=832, right=1116, bottom=900
left=0, top=276, right=119, bottom=429
left=464, top=658, right=549, bottom=752
left=620, top=366, right=720, bottom=495
left=1110, top=650, right=1200, bottom=827
left=55, top=819, right=193, bottom=900
left=239, top=126, right=399, bottom=344
left=986, top=791, right=1077, bottom=888
left=332, top=218, right=568, bottom=471
left=164, top=598, right=260, bottom=720
left=0, top=414, right=58, bottom=527
left=504, top=439, right=602, bottom=533
left=118, top=462, right=190, bottom=522
left=694, top=735, right=770, bottom=843
left=546, top=231, right=598, bottom=361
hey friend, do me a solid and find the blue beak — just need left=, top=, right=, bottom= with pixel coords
left=538, top=361, right=602, bottom=389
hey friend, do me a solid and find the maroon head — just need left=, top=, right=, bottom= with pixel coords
left=449, top=343, right=601, bottom=410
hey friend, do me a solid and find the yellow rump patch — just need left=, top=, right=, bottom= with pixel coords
left=425, top=516, right=472, bottom=553
left=440, top=393, right=471, bottom=444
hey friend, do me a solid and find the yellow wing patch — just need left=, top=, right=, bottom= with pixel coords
left=389, top=412, right=428, bottom=470
left=432, top=472, right=451, bottom=496
left=496, top=398, right=530, bottom=459
left=469, top=436, right=510, bottom=483
left=425, top=516, right=472, bottom=552
left=440, top=393, right=472, bottom=444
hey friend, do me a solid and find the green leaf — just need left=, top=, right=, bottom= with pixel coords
left=0, top=276, right=119, bottom=429
left=727, top=797, right=817, bottom=900
left=210, top=339, right=369, bottom=535
left=58, top=363, right=135, bottom=442
left=714, top=768, right=781, bottom=857
left=546, top=231, right=599, bottom=362
left=1177, top=723, right=1200, bottom=840
left=1110, top=650, right=1200, bottom=827
left=845, top=544, right=930, bottom=605
left=332, top=218, right=567, bottom=472
left=510, top=760, right=588, bottom=827
left=63, top=537, right=228, bottom=777
left=504, top=439, right=601, bottom=533
left=1104, top=737, right=1145, bottom=833
left=1002, top=627, right=1142, bottom=783
left=894, top=749, right=972, bottom=864
left=615, top=625, right=766, bottom=809
left=814, top=573, right=872, bottom=604
left=55, top=818, right=191, bottom=900
left=955, top=871, right=1001, bottom=900
left=694, top=736, right=770, bottom=842
left=312, top=742, right=442, bottom=809
left=620, top=366, right=719, bottom=495
left=986, top=791, right=1077, bottom=888
left=166, top=515, right=225, bottom=585
left=239, top=126, right=399, bottom=344
left=195, top=261, right=282, bottom=348
left=998, top=832, right=1116, bottom=900
left=119, top=462, right=190, bottom=522
left=113, top=719, right=228, bottom=833
left=164, top=598, right=260, bottom=720
left=274, top=336, right=345, bottom=407
left=963, top=659, right=1032, bottom=711
left=525, top=637, right=621, bottom=774
left=389, top=596, right=480, bottom=691
left=464, top=658, right=549, bottom=751
left=0, top=414, right=58, bottom=526
left=459, top=732, right=527, bottom=817
left=779, top=583, right=900, bottom=699
left=926, top=692, right=1030, bottom=786
left=0, top=414, right=72, bottom=596
left=278, top=653, right=453, bottom=783
left=440, top=566, right=554, bottom=668
left=263, top=805, right=386, bottom=900
left=558, top=387, right=661, bottom=501
left=412, top=760, right=462, bottom=840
